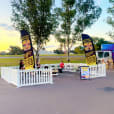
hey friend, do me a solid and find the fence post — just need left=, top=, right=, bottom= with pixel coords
left=50, top=68, right=53, bottom=84
left=17, top=69, right=20, bottom=88
left=104, top=64, right=106, bottom=77
left=89, top=66, right=91, bottom=79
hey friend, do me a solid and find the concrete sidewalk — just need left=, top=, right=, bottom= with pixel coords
left=0, top=71, right=114, bottom=114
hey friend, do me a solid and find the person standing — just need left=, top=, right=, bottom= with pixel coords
left=59, top=61, right=64, bottom=73
left=19, top=60, right=25, bottom=70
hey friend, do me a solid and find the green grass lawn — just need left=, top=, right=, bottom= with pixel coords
left=0, top=54, right=84, bottom=57
left=0, top=58, right=21, bottom=66
left=40, top=57, right=85, bottom=64
left=0, top=55, right=23, bottom=57
left=40, top=54, right=84, bottom=56
left=0, top=54, right=85, bottom=66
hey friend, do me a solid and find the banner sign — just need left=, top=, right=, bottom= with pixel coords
left=21, top=30, right=35, bottom=69
left=80, top=66, right=90, bottom=80
left=82, top=34, right=97, bottom=65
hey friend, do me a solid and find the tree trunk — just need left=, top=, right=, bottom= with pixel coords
left=36, top=43, right=40, bottom=66
left=67, top=5, right=70, bottom=63
left=64, top=43, right=67, bottom=54
left=67, top=34, right=70, bottom=63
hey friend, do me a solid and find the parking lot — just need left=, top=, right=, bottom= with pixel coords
left=0, top=71, right=114, bottom=114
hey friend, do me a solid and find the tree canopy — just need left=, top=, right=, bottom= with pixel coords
left=11, top=0, right=58, bottom=63
left=8, top=46, right=24, bottom=55
left=74, top=37, right=113, bottom=54
left=55, top=0, right=102, bottom=62
left=93, top=37, right=113, bottom=50
left=107, top=0, right=114, bottom=39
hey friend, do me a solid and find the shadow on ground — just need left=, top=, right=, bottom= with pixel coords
left=103, top=87, right=114, bottom=92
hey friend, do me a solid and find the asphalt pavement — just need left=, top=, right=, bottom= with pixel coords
left=0, top=71, right=114, bottom=114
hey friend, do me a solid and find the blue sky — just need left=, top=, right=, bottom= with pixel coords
left=0, top=0, right=113, bottom=51
left=84, top=0, right=112, bottom=40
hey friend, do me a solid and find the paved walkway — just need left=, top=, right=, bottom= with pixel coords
left=0, top=71, right=114, bottom=114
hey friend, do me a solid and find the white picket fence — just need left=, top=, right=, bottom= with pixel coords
left=1, top=67, right=19, bottom=86
left=89, top=64, right=106, bottom=78
left=39, top=63, right=87, bottom=73
left=1, top=67, right=53, bottom=87
left=0, top=63, right=106, bottom=87
left=63, top=63, right=87, bottom=72
left=63, top=63, right=106, bottom=78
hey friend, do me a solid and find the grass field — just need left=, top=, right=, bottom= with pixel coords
left=0, top=54, right=84, bottom=57
left=0, top=54, right=85, bottom=66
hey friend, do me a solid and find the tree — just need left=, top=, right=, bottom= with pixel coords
left=93, top=37, right=113, bottom=50
left=55, top=0, right=76, bottom=62
left=8, top=46, right=24, bottom=55
left=11, top=0, right=58, bottom=63
left=55, top=0, right=102, bottom=62
left=74, top=46, right=84, bottom=54
left=53, top=49, right=64, bottom=54
left=107, top=0, right=114, bottom=39
left=55, top=32, right=67, bottom=53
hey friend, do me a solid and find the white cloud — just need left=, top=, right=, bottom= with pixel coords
left=0, top=23, right=14, bottom=31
